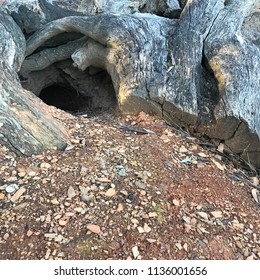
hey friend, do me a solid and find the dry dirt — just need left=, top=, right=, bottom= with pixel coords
left=0, top=109, right=259, bottom=260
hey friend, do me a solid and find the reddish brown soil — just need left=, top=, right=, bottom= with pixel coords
left=0, top=110, right=259, bottom=260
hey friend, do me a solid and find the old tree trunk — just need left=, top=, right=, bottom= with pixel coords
left=0, top=0, right=260, bottom=167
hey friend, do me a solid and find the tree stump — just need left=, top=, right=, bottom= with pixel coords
left=1, top=0, right=260, bottom=167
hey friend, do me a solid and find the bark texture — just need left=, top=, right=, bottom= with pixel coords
left=1, top=0, right=260, bottom=167
left=0, top=6, right=68, bottom=156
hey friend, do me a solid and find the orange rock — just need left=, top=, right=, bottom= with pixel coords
left=27, top=230, right=33, bottom=237
left=87, top=224, right=101, bottom=234
left=105, top=188, right=116, bottom=197
left=184, top=224, right=192, bottom=233
left=117, top=203, right=123, bottom=212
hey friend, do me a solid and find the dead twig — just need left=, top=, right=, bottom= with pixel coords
left=227, top=173, right=260, bottom=190
left=118, top=123, right=156, bottom=135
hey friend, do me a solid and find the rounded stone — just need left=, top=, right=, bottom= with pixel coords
left=81, top=194, right=90, bottom=202
left=6, top=184, right=19, bottom=193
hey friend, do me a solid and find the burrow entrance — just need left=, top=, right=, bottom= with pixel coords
left=39, top=84, right=90, bottom=112
left=21, top=62, right=117, bottom=114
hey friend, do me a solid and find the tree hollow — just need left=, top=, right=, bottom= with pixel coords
left=39, top=84, right=89, bottom=111
left=22, top=64, right=117, bottom=113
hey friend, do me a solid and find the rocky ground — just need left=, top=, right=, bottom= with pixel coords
left=0, top=109, right=259, bottom=260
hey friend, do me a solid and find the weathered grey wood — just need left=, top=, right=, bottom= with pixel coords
left=24, top=13, right=173, bottom=112
left=20, top=36, right=87, bottom=75
left=202, top=0, right=260, bottom=164
left=164, top=0, right=224, bottom=121
left=52, top=0, right=180, bottom=15
left=242, top=2, right=260, bottom=46
left=3, top=0, right=83, bottom=34
left=0, top=8, right=68, bottom=155
left=0, top=0, right=260, bottom=167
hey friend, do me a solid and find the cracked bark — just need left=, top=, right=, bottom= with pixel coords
left=0, top=0, right=260, bottom=167
left=0, top=8, right=68, bottom=156
left=202, top=0, right=260, bottom=165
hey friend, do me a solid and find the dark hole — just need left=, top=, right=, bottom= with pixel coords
left=39, top=84, right=90, bottom=112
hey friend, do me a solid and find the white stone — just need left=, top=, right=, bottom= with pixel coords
left=132, top=246, right=139, bottom=259
left=67, top=186, right=76, bottom=198
left=6, top=183, right=19, bottom=193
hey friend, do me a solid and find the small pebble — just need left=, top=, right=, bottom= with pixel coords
left=132, top=246, right=140, bottom=259
left=184, top=224, right=192, bottom=233
left=117, top=203, right=123, bottom=212
left=135, top=181, right=146, bottom=189
left=6, top=184, right=19, bottom=193
left=3, top=233, right=9, bottom=240
left=44, top=233, right=56, bottom=239
left=197, top=211, right=209, bottom=220
left=55, top=235, right=63, bottom=242
left=57, top=252, right=65, bottom=258
left=147, top=239, right=157, bottom=243
left=198, top=240, right=207, bottom=248
left=67, top=186, right=76, bottom=198
left=127, top=194, right=134, bottom=201
left=210, top=211, right=223, bottom=219
left=182, top=216, right=191, bottom=224
left=172, top=199, right=180, bottom=206
left=28, top=171, right=36, bottom=177
left=175, top=243, right=182, bottom=250
left=80, top=166, right=87, bottom=173
left=116, top=165, right=126, bottom=176
left=81, top=194, right=90, bottom=202
left=87, top=224, right=101, bottom=234
left=105, top=188, right=116, bottom=197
